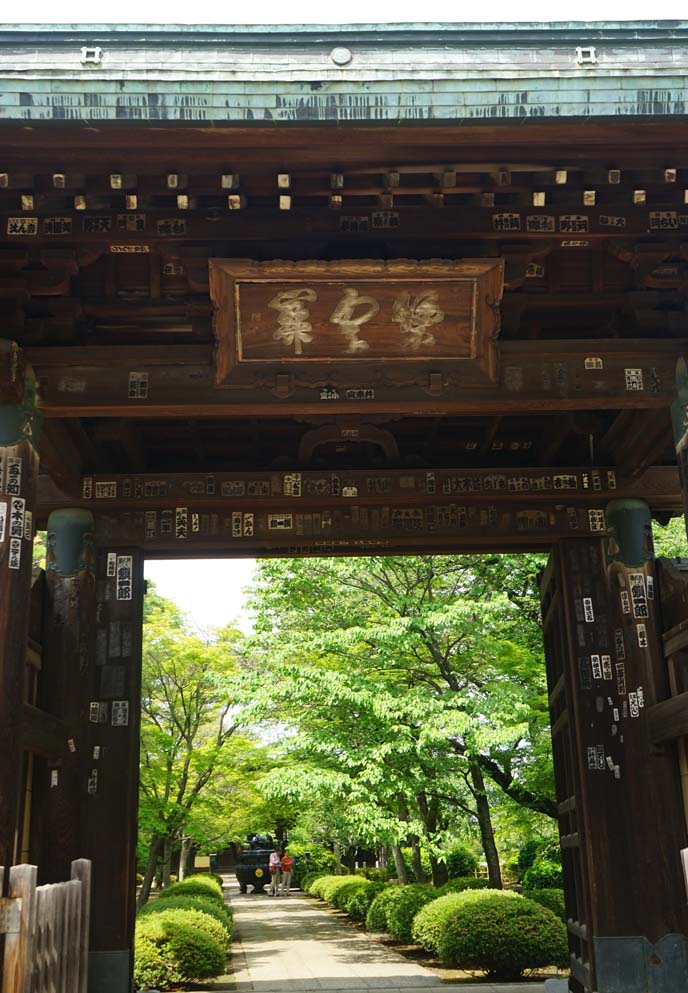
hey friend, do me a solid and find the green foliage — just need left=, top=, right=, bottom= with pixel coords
left=445, top=846, right=478, bottom=879
left=320, top=876, right=365, bottom=908
left=653, top=517, right=688, bottom=558
left=287, top=843, right=336, bottom=886
left=411, top=889, right=521, bottom=954
left=355, top=866, right=392, bottom=882
left=348, top=882, right=388, bottom=922
left=331, top=879, right=372, bottom=911
left=538, top=839, right=562, bottom=864
left=301, top=871, right=328, bottom=893
left=437, top=894, right=569, bottom=979
left=138, top=895, right=233, bottom=940
left=522, top=859, right=563, bottom=890
left=309, top=874, right=349, bottom=900
left=525, top=888, right=566, bottom=923
left=365, top=885, right=405, bottom=933
left=518, top=840, right=543, bottom=875
left=134, top=911, right=227, bottom=988
left=387, top=885, right=440, bottom=943
left=157, top=876, right=224, bottom=904
left=438, top=877, right=490, bottom=896
left=400, top=847, right=433, bottom=882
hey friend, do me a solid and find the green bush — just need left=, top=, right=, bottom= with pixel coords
left=318, top=876, right=363, bottom=908
left=400, top=848, right=432, bottom=882
left=438, top=877, right=490, bottom=896
left=502, top=855, right=521, bottom=884
left=538, top=840, right=563, bottom=865
left=348, top=882, right=387, bottom=922
left=138, top=895, right=233, bottom=940
left=301, top=870, right=328, bottom=893
left=330, top=879, right=371, bottom=911
left=522, top=859, right=563, bottom=891
left=288, top=843, right=337, bottom=886
left=445, top=846, right=478, bottom=879
left=365, top=885, right=405, bottom=932
left=387, top=885, right=440, bottom=943
left=411, top=888, right=521, bottom=954
left=355, top=866, right=392, bottom=882
left=437, top=894, right=569, bottom=979
left=518, top=840, right=543, bottom=875
left=309, top=874, right=348, bottom=900
left=158, top=875, right=224, bottom=905
left=134, top=911, right=227, bottom=988
left=525, top=888, right=566, bottom=923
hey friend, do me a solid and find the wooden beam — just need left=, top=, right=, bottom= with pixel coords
left=24, top=340, right=685, bottom=419
left=646, top=693, right=688, bottom=745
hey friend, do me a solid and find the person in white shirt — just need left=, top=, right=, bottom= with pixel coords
left=269, top=849, right=282, bottom=896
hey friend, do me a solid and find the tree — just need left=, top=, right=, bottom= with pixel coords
left=137, top=594, right=246, bottom=905
left=244, top=555, right=556, bottom=887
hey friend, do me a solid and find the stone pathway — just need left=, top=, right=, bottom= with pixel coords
left=219, top=885, right=549, bottom=993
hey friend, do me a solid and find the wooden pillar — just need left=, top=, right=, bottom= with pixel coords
left=541, top=502, right=688, bottom=993
left=0, top=342, right=41, bottom=871
left=84, top=545, right=144, bottom=993
left=672, top=356, right=688, bottom=534
left=32, top=509, right=97, bottom=882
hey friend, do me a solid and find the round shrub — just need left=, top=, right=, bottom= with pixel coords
left=522, top=859, right=563, bottom=891
left=437, top=894, right=568, bottom=979
left=309, top=874, right=346, bottom=900
left=288, top=843, right=337, bottom=887
left=365, top=885, right=405, bottom=932
left=438, top=877, right=490, bottom=896
left=525, top=888, right=566, bottom=923
left=134, top=912, right=227, bottom=988
left=158, top=875, right=224, bottom=904
left=412, top=889, right=521, bottom=954
left=538, top=839, right=563, bottom=865
left=355, top=866, right=392, bottom=882
left=518, top=840, right=543, bottom=875
left=301, top=870, right=328, bottom=893
left=348, top=882, right=387, bottom=922
left=445, top=846, right=478, bottom=879
left=319, top=876, right=362, bottom=908
left=138, top=895, right=233, bottom=941
left=330, top=879, right=371, bottom=911
left=387, top=885, right=440, bottom=943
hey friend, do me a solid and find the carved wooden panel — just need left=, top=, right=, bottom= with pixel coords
left=210, top=259, right=503, bottom=389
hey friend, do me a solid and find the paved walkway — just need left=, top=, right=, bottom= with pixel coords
left=224, top=886, right=549, bottom=993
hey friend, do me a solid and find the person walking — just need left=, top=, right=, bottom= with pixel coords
left=280, top=849, right=294, bottom=895
left=269, top=848, right=282, bottom=896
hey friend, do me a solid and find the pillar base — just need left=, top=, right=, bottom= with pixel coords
left=88, top=950, right=131, bottom=993
left=594, top=934, right=688, bottom=993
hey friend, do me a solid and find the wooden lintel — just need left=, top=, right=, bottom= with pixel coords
left=25, top=339, right=685, bottom=418
left=20, top=703, right=67, bottom=759
left=646, top=692, right=688, bottom=745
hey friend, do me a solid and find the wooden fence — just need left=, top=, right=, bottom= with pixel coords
left=0, top=859, right=90, bottom=993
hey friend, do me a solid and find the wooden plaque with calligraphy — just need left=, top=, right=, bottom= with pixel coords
left=210, top=259, right=503, bottom=392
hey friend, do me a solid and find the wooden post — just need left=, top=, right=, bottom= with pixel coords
left=0, top=342, right=42, bottom=871
left=541, top=502, right=688, bottom=993
left=81, top=547, right=144, bottom=993
left=32, top=510, right=96, bottom=884
left=2, top=863, right=37, bottom=993
left=71, top=859, right=91, bottom=993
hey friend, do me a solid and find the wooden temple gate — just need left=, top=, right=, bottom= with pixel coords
left=2, top=19, right=688, bottom=993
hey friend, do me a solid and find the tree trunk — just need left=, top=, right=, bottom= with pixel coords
left=391, top=844, right=409, bottom=884
left=178, top=836, right=192, bottom=881
left=469, top=757, right=502, bottom=889
left=411, top=840, right=428, bottom=883
left=162, top=835, right=173, bottom=889
left=378, top=844, right=387, bottom=868
left=429, top=854, right=449, bottom=888
left=137, top=835, right=163, bottom=909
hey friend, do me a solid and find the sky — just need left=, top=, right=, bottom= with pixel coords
left=15, top=1, right=685, bottom=622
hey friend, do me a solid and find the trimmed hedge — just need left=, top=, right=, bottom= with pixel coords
left=445, top=847, right=478, bottom=879
left=309, top=874, right=348, bottom=900
left=522, top=859, right=563, bottom=891
left=525, top=888, right=566, bottom=923
left=365, top=885, right=405, bottom=933
left=437, top=893, right=568, bottom=979
left=330, top=879, right=372, bottom=911
left=134, top=911, right=227, bottom=989
left=438, top=877, right=490, bottom=896
left=137, top=894, right=233, bottom=941
left=301, top=870, right=328, bottom=893
left=157, top=875, right=225, bottom=905
left=411, top=888, right=521, bottom=954
left=348, top=882, right=387, bottom=923
left=387, top=885, right=440, bottom=943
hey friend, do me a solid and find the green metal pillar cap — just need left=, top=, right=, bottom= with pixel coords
left=46, top=509, right=96, bottom=578
left=606, top=498, right=653, bottom=567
